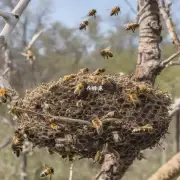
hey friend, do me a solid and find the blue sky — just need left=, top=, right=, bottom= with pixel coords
left=52, top=0, right=136, bottom=27
left=30, top=0, right=179, bottom=32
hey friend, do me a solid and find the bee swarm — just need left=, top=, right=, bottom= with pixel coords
left=13, top=70, right=171, bottom=170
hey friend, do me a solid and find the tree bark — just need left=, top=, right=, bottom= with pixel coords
left=148, top=152, right=180, bottom=180
left=135, top=0, right=162, bottom=85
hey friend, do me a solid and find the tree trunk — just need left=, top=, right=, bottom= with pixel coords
left=135, top=0, right=162, bottom=85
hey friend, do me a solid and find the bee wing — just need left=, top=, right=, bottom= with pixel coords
left=104, top=45, right=111, bottom=50
left=20, top=52, right=28, bottom=57
left=27, top=28, right=45, bottom=49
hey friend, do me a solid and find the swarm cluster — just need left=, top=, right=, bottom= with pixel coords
left=12, top=69, right=171, bottom=165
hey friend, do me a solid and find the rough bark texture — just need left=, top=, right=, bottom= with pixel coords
left=148, top=152, right=180, bottom=180
left=135, top=0, right=162, bottom=84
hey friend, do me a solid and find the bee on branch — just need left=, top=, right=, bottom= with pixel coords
left=92, top=118, right=103, bottom=135
left=132, top=124, right=153, bottom=134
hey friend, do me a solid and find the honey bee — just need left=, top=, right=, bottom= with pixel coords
left=94, top=68, right=105, bottom=75
left=0, top=88, right=10, bottom=103
left=132, top=124, right=153, bottom=134
left=110, top=6, right=120, bottom=16
left=92, top=118, right=103, bottom=135
left=40, top=165, right=54, bottom=180
left=93, top=150, right=104, bottom=164
left=100, top=47, right=113, bottom=59
left=11, top=130, right=24, bottom=157
left=124, top=23, right=139, bottom=33
left=49, top=119, right=61, bottom=130
left=63, top=74, right=76, bottom=81
left=88, top=9, right=97, bottom=18
left=78, top=68, right=89, bottom=74
left=21, top=29, right=44, bottom=64
left=74, top=81, right=87, bottom=95
left=79, top=21, right=88, bottom=30
left=128, top=93, right=140, bottom=106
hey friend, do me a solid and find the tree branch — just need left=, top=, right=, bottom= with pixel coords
left=168, top=98, right=180, bottom=117
left=148, top=152, right=180, bottom=180
left=159, top=0, right=180, bottom=50
left=0, top=136, right=12, bottom=149
left=69, top=162, right=74, bottom=180
left=0, top=0, right=31, bottom=49
left=160, top=51, right=180, bottom=67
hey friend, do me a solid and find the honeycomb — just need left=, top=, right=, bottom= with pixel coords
left=11, top=69, right=172, bottom=175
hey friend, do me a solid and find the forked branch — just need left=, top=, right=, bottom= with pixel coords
left=0, top=0, right=31, bottom=49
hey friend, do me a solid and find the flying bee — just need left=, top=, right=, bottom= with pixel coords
left=79, top=21, right=88, bottom=30
left=110, top=6, right=120, bottom=16
left=124, top=23, right=139, bottom=33
left=11, top=130, right=24, bottom=157
left=88, top=9, right=97, bottom=18
left=74, top=81, right=87, bottom=95
left=132, top=124, right=153, bottom=134
left=93, top=150, right=104, bottom=164
left=100, top=46, right=113, bottom=59
left=40, top=165, right=54, bottom=180
left=20, top=29, right=45, bottom=64
left=78, top=68, right=89, bottom=74
left=92, top=118, right=103, bottom=135
left=94, top=68, right=105, bottom=75
left=63, top=74, right=76, bottom=81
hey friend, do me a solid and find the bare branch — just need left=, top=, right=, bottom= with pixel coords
left=0, top=136, right=12, bottom=149
left=69, top=162, right=74, bottom=180
left=26, top=28, right=45, bottom=49
left=20, top=153, right=28, bottom=180
left=169, top=98, right=180, bottom=117
left=148, top=152, right=180, bottom=180
left=159, top=1, right=180, bottom=50
left=160, top=51, right=180, bottom=67
left=124, top=0, right=136, bottom=14
left=0, top=0, right=31, bottom=49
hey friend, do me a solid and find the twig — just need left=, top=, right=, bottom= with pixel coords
left=20, top=152, right=28, bottom=180
left=68, top=162, right=74, bottom=180
left=0, top=0, right=31, bottom=49
left=169, top=98, right=180, bottom=117
left=15, top=107, right=121, bottom=126
left=159, top=0, right=180, bottom=50
left=0, top=136, right=12, bottom=149
left=160, top=51, right=180, bottom=67
left=124, top=0, right=136, bottom=14
left=166, top=60, right=180, bottom=66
